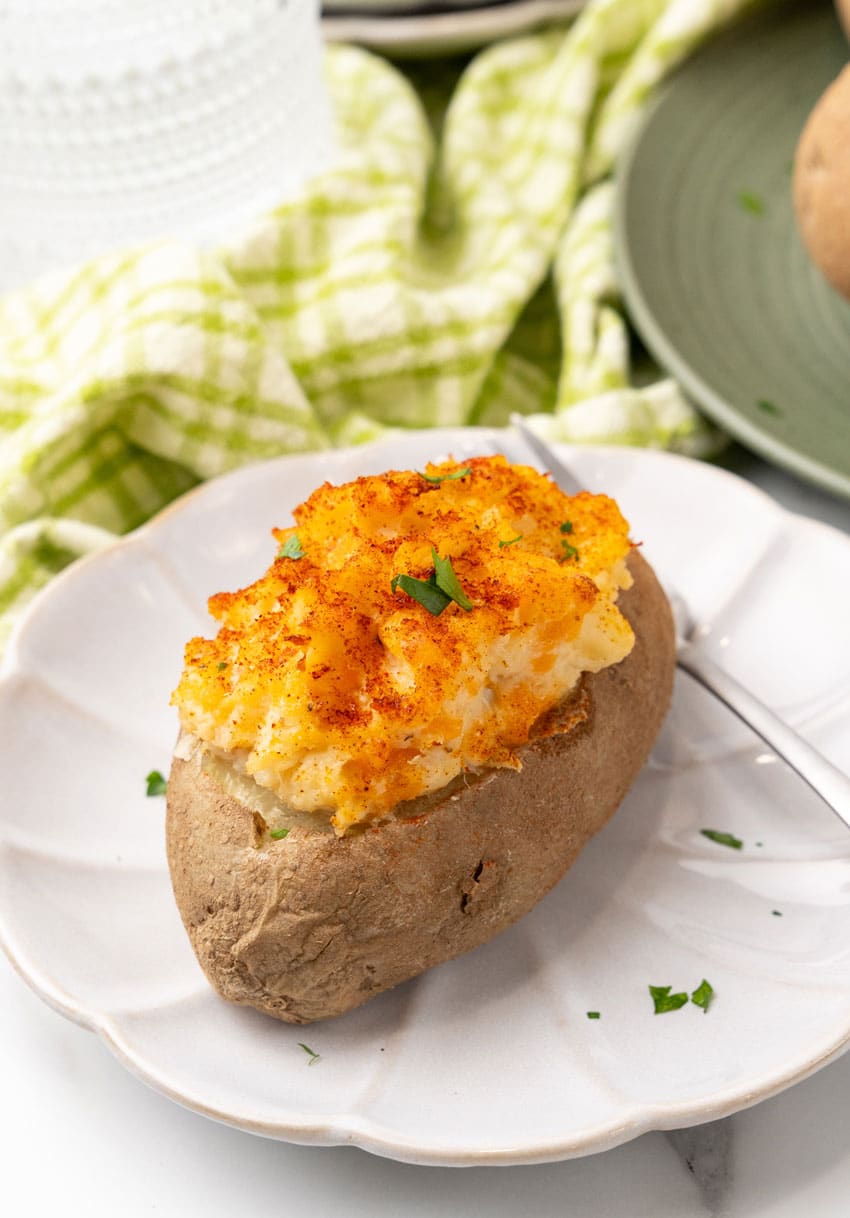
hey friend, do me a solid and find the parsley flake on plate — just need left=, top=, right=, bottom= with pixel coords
left=738, top=189, right=765, bottom=215
left=757, top=398, right=781, bottom=416
left=560, top=542, right=579, bottom=562
left=691, top=979, right=715, bottom=1014
left=701, top=828, right=743, bottom=850
left=270, top=827, right=290, bottom=841
left=560, top=520, right=574, bottom=534
left=649, top=984, right=689, bottom=1015
left=586, top=1011, right=601, bottom=1020
left=277, top=534, right=304, bottom=560
left=298, top=1042, right=321, bottom=1065
left=145, top=770, right=167, bottom=797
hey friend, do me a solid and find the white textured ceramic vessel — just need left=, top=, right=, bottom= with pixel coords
left=1, top=431, right=849, bottom=1165
left=0, top=0, right=334, bottom=291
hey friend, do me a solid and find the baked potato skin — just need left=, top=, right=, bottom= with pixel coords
left=166, top=550, right=675, bottom=1024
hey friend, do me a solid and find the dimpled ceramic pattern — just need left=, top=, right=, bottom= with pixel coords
left=616, top=0, right=850, bottom=501
left=1, top=430, right=850, bottom=1166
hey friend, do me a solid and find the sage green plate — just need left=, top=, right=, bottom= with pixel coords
left=616, top=0, right=850, bottom=500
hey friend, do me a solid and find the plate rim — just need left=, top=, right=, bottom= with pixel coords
left=3, top=429, right=850, bottom=1166
left=613, top=8, right=850, bottom=505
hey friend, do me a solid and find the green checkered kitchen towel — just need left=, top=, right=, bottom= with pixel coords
left=0, top=0, right=757, bottom=650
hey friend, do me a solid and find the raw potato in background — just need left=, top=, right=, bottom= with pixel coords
left=793, top=2, right=850, bottom=297
left=837, top=0, right=850, bottom=37
left=794, top=64, right=850, bottom=299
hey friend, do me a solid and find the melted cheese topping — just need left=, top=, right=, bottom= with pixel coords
left=172, top=456, right=635, bottom=833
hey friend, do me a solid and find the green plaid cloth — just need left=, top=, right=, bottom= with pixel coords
left=0, top=0, right=756, bottom=649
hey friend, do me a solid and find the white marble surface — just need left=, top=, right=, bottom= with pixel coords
left=3, top=446, right=849, bottom=1218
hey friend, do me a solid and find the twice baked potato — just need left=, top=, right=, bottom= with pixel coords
left=167, top=457, right=675, bottom=1024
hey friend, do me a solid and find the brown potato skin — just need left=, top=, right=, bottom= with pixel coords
left=166, top=551, right=675, bottom=1024
left=794, top=62, right=850, bottom=300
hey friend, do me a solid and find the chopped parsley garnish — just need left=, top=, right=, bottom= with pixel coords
left=560, top=542, right=579, bottom=562
left=419, top=467, right=471, bottom=485
left=391, top=550, right=473, bottom=616
left=270, top=827, right=290, bottom=840
left=772, top=909, right=783, bottom=917
left=691, top=979, right=714, bottom=1014
left=738, top=190, right=765, bottom=215
left=277, top=534, right=304, bottom=560
left=649, top=984, right=689, bottom=1015
left=499, top=535, right=523, bottom=548
left=431, top=549, right=473, bottom=610
left=560, top=521, right=574, bottom=534
left=757, top=398, right=781, bottom=416
left=146, top=770, right=167, bottom=797
left=298, top=1042, right=321, bottom=1065
left=391, top=572, right=452, bottom=616
left=586, top=1011, right=601, bottom=1020
left=217, top=661, right=228, bottom=671
left=701, top=828, right=743, bottom=850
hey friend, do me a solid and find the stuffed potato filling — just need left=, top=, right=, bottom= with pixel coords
left=172, top=456, right=635, bottom=834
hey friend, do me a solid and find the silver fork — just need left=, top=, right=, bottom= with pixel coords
left=505, top=416, right=850, bottom=830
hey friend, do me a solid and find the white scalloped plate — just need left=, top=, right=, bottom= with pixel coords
left=2, top=430, right=850, bottom=1167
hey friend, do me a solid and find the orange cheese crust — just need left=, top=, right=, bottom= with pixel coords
left=171, top=456, right=635, bottom=832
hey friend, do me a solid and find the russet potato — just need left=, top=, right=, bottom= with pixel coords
left=794, top=61, right=850, bottom=300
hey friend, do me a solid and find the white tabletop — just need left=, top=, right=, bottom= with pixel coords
left=3, top=445, right=849, bottom=1218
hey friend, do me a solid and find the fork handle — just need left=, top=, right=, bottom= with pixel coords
left=677, top=643, right=850, bottom=831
